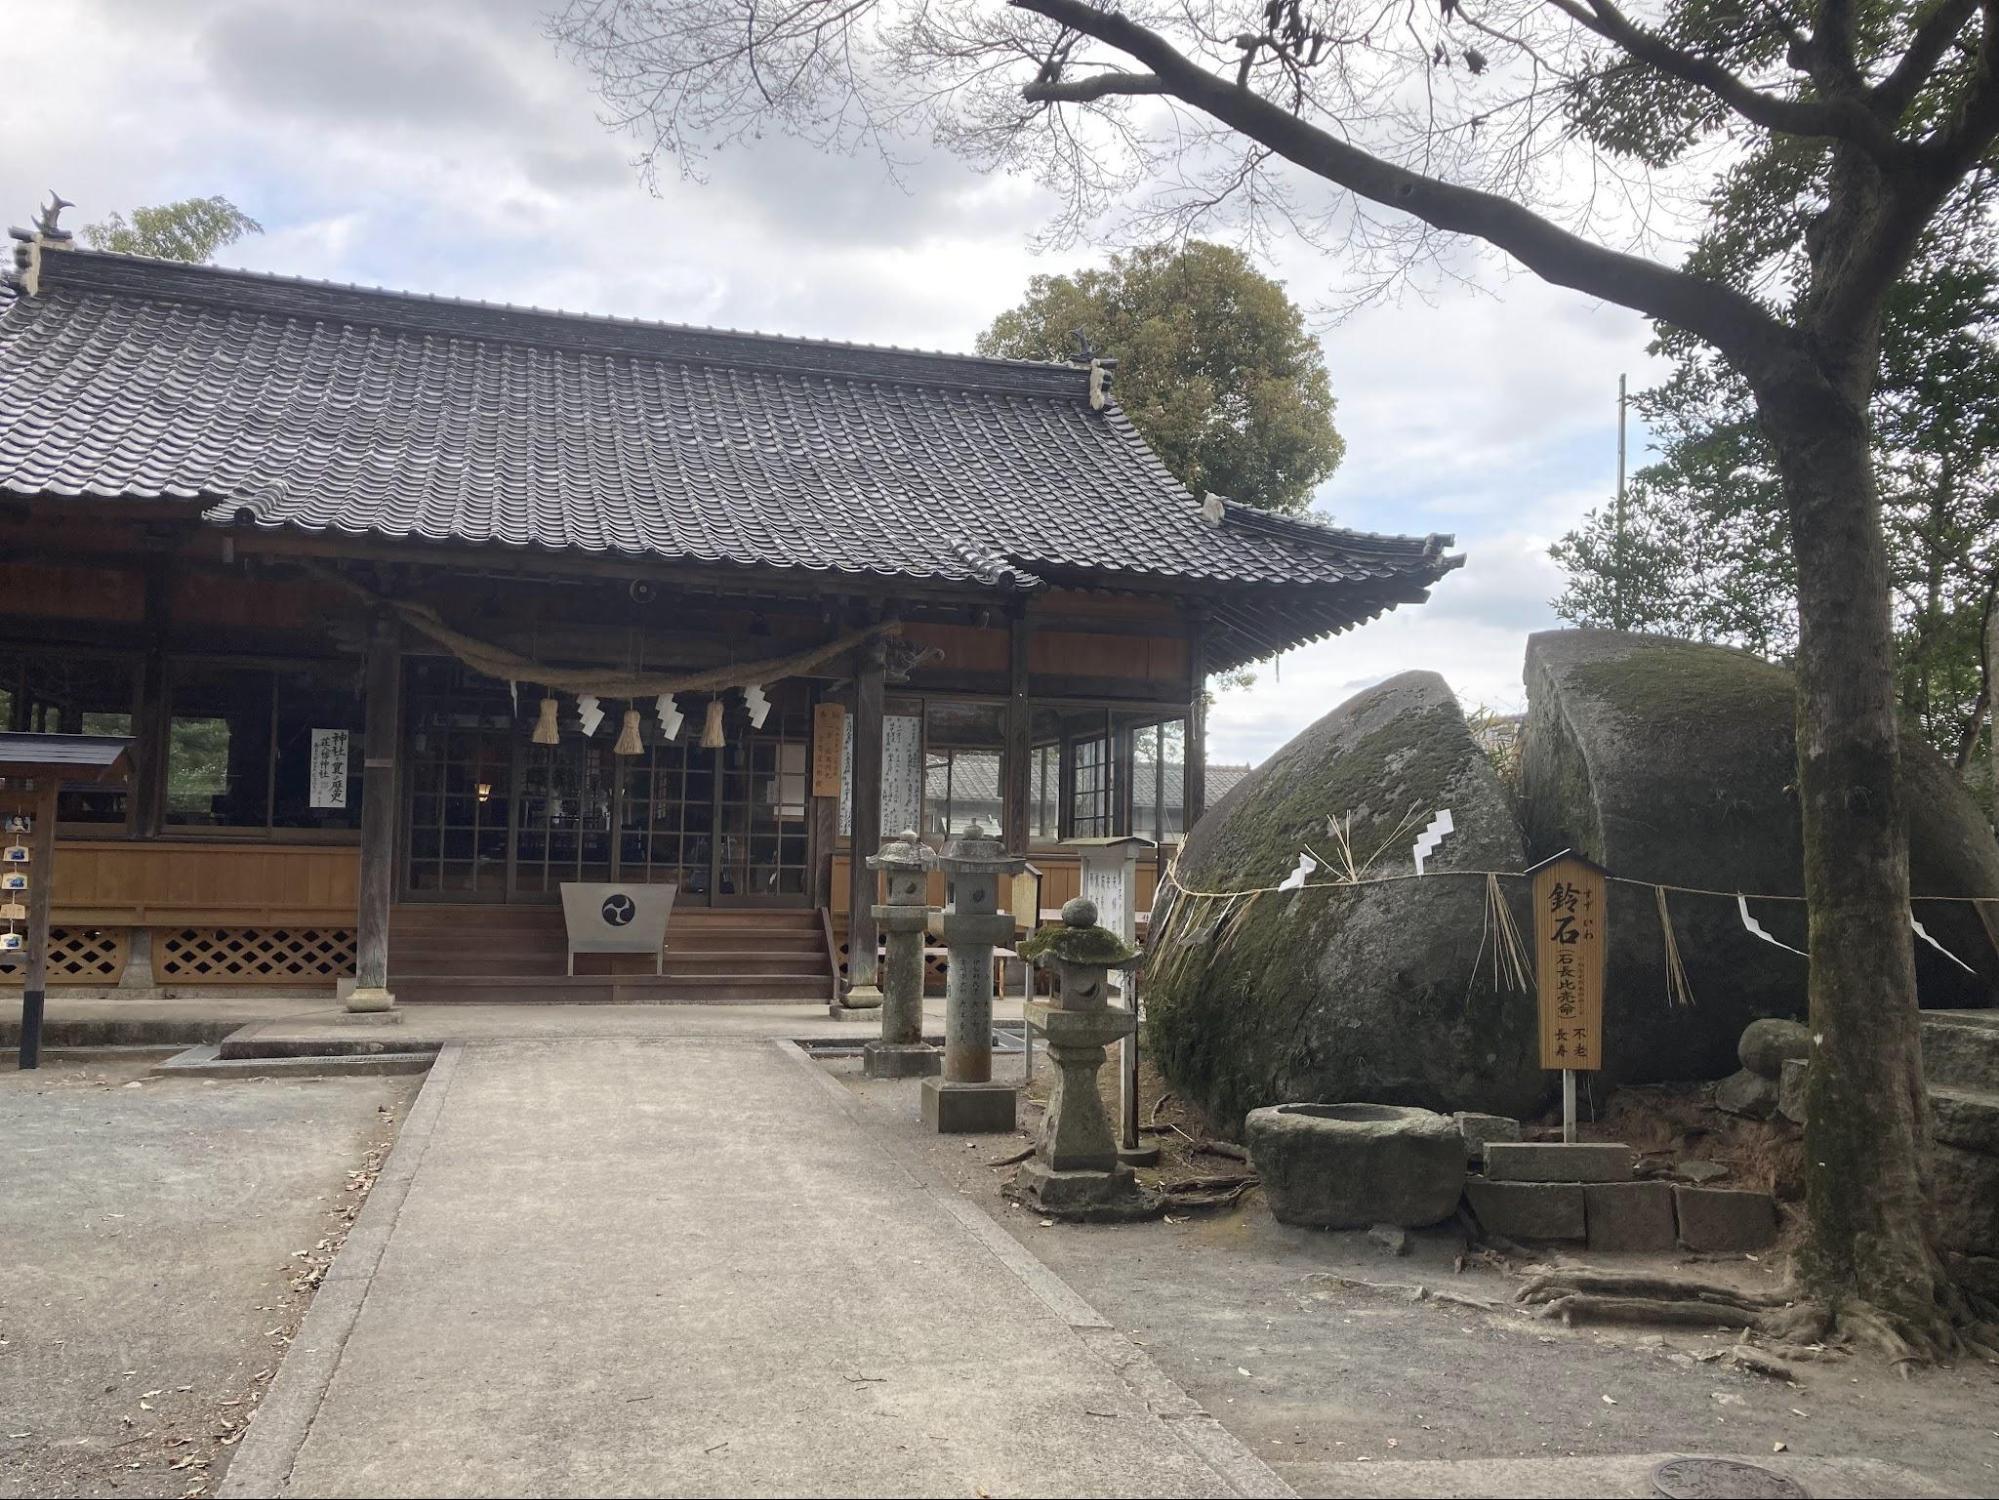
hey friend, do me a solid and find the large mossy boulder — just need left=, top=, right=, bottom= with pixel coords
left=1146, top=671, right=1544, bottom=1133
left=1521, top=630, right=1999, bottom=1084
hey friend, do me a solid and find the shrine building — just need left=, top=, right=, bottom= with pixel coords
left=0, top=223, right=1460, bottom=1005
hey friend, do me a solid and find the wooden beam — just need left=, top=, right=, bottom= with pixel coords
left=349, top=617, right=401, bottom=1012
left=845, top=636, right=886, bottom=1000
left=130, top=553, right=170, bottom=836
left=16, top=777, right=58, bottom=1069
left=1186, top=616, right=1209, bottom=829
left=1002, top=608, right=1032, bottom=856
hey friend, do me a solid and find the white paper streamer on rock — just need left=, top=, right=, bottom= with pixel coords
left=1412, top=809, right=1455, bottom=875
left=1277, top=852, right=1318, bottom=892
left=1737, top=893, right=1807, bottom=957
left=1912, top=912, right=1976, bottom=973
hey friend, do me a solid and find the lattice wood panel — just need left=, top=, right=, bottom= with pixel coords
left=157, top=927, right=356, bottom=985
left=0, top=927, right=129, bottom=985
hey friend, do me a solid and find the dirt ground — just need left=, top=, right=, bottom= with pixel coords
left=0, top=1052, right=418, bottom=1499
left=834, top=1052, right=1999, bottom=1498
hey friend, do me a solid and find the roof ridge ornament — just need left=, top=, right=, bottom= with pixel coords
left=5, top=191, right=73, bottom=296
left=1087, top=356, right=1117, bottom=411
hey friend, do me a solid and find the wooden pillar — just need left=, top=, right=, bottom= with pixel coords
left=1002, top=608, right=1032, bottom=856
left=16, top=777, right=58, bottom=1069
left=131, top=554, right=169, bottom=836
left=844, top=636, right=886, bottom=1005
left=1185, top=617, right=1209, bottom=830
left=348, top=617, right=401, bottom=1012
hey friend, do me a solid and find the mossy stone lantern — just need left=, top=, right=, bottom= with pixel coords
left=1015, top=897, right=1158, bottom=1219
left=862, top=829, right=940, bottom=1079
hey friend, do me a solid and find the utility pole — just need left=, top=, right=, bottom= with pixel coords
left=1612, top=373, right=1628, bottom=630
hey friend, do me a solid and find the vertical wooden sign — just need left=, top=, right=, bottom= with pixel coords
left=1532, top=851, right=1608, bottom=1072
left=811, top=702, right=845, bottom=799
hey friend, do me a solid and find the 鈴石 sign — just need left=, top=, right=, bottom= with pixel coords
left=1532, top=851, right=1608, bottom=1072
left=309, top=728, right=351, bottom=810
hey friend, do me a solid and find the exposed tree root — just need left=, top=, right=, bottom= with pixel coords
left=1517, top=1264, right=1999, bottom=1367
left=1517, top=1266, right=1832, bottom=1348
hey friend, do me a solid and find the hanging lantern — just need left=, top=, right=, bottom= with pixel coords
left=700, top=697, right=727, bottom=749
left=656, top=692, right=684, bottom=740
left=614, top=706, right=644, bottom=756
left=533, top=696, right=560, bottom=746
left=743, top=683, right=771, bottom=729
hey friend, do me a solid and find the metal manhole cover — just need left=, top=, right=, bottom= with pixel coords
left=1653, top=1457, right=1809, bottom=1499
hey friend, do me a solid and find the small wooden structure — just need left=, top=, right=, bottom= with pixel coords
left=0, top=733, right=132, bottom=1067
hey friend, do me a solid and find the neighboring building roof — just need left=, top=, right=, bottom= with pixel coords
left=0, top=245, right=1462, bottom=668
left=0, top=731, right=133, bottom=780
left=930, top=757, right=1249, bottom=811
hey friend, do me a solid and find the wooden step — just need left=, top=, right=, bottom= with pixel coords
left=393, top=973, right=828, bottom=1005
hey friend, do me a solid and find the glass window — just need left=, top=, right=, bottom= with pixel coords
left=167, top=660, right=365, bottom=832
left=0, top=652, right=135, bottom=825
left=1122, top=714, right=1188, bottom=841
left=166, top=665, right=273, bottom=828
left=922, top=701, right=1005, bottom=839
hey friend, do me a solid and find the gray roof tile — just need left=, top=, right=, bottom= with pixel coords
left=0, top=249, right=1461, bottom=666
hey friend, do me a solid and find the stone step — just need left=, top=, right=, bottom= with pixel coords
left=1930, top=1086, right=1999, bottom=1155
left=1922, top=1011, right=1999, bottom=1092
left=1483, top=1141, right=1635, bottom=1183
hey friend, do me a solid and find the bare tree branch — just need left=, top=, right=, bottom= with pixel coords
left=1024, top=70, right=1169, bottom=102
left=1012, top=0, right=1789, bottom=361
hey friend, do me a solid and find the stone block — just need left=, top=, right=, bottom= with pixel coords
left=1738, top=1017, right=1811, bottom=1080
left=1714, top=1067, right=1779, bottom=1120
left=862, top=1041, right=941, bottom=1079
left=1932, top=1142, right=1999, bottom=1255
left=1674, top=1186, right=1777, bottom=1252
left=1483, top=1141, right=1634, bottom=1184
left=920, top=1079, right=1018, bottom=1134
left=1465, top=1180, right=1585, bottom=1242
left=1777, top=1058, right=1808, bottom=1124
left=1245, top=1103, right=1465, bottom=1230
left=1453, top=1111, right=1522, bottom=1163
left=1930, top=1086, right=1999, bottom=1155
left=1584, top=1181, right=1677, bottom=1252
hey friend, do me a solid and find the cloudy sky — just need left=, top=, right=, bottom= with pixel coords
left=7, top=0, right=1665, bottom=765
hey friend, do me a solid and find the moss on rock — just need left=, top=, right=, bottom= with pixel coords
left=1146, top=671, right=1543, bottom=1132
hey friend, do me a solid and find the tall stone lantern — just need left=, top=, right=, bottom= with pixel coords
left=1016, top=897, right=1158, bottom=1218
left=919, top=821, right=1023, bottom=1133
left=862, top=829, right=940, bottom=1079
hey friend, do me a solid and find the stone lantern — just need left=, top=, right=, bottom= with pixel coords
left=862, top=829, right=940, bottom=1079
left=919, top=821, right=1024, bottom=1133
left=1016, top=897, right=1157, bottom=1218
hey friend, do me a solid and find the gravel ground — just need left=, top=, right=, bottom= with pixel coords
left=833, top=1053, right=1999, bottom=1499
left=0, top=1052, right=418, bottom=1499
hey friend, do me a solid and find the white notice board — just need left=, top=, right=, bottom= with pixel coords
left=841, top=713, right=924, bottom=837
left=309, top=729, right=350, bottom=809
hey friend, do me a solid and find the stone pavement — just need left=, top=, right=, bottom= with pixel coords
left=221, top=1036, right=1281, bottom=1499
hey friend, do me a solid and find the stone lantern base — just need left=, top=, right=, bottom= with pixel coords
left=920, top=1078, right=1018, bottom=1132
left=863, top=1040, right=941, bottom=1079
left=1016, top=1159, right=1160, bottom=1222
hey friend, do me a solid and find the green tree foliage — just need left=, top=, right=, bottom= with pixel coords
left=976, top=242, right=1343, bottom=515
left=80, top=196, right=262, bottom=264
left=1554, top=191, right=1999, bottom=765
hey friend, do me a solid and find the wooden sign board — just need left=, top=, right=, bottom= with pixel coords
left=1532, top=852, right=1607, bottom=1072
left=811, top=702, right=845, bottom=799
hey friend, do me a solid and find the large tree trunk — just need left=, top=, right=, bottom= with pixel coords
left=1761, top=373, right=1950, bottom=1348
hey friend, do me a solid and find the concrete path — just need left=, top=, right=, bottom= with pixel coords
left=224, top=1038, right=1281, bottom=1498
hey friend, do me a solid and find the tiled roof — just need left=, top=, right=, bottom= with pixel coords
left=0, top=247, right=1461, bottom=667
